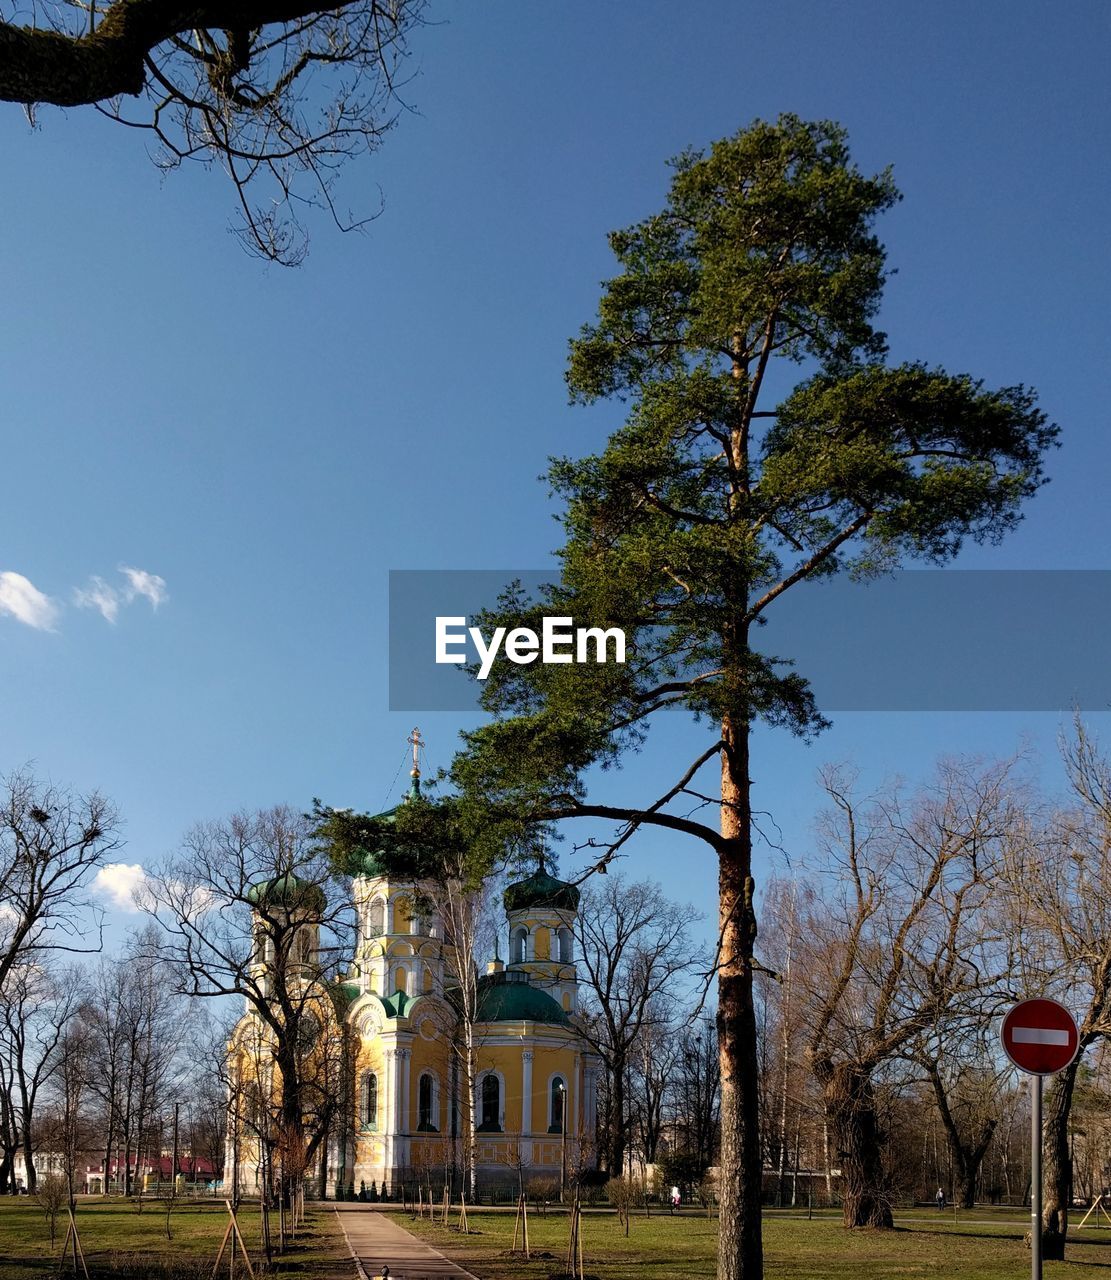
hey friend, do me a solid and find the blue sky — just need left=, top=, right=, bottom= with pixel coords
left=1, top=1, right=1108, bottom=948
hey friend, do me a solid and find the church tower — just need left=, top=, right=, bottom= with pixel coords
left=503, top=851, right=580, bottom=1014
left=245, top=873, right=325, bottom=999
left=350, top=729, right=448, bottom=1002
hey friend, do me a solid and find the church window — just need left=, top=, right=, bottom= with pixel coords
left=368, top=897, right=385, bottom=935
left=361, top=1073, right=378, bottom=1128
left=558, top=928, right=573, bottom=963
left=511, top=927, right=528, bottom=964
left=394, top=966, right=408, bottom=995
left=550, top=1077, right=565, bottom=1134
left=478, top=1073, right=501, bottom=1132
left=418, top=1073, right=437, bottom=1131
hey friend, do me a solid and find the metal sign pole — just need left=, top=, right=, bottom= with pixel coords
left=1031, top=1073, right=1042, bottom=1280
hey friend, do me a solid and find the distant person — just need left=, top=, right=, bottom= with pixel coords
left=671, top=1186, right=681, bottom=1211
left=935, top=1187, right=945, bottom=1211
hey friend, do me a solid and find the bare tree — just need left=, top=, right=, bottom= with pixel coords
left=667, top=1017, right=720, bottom=1175
left=802, top=760, right=1016, bottom=1229
left=575, top=875, right=702, bottom=1177
left=418, top=870, right=496, bottom=1203
left=42, top=1016, right=93, bottom=1208
left=630, top=1010, right=680, bottom=1169
left=912, top=1033, right=1005, bottom=1209
left=144, top=805, right=353, bottom=1214
left=0, top=769, right=120, bottom=997
left=0, top=961, right=85, bottom=1194
left=0, top=0, right=426, bottom=263
left=1000, top=720, right=1111, bottom=1259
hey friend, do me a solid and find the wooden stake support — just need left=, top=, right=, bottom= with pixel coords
left=457, top=1197, right=470, bottom=1235
left=211, top=1200, right=256, bottom=1279
left=564, top=1198, right=584, bottom=1280
left=1078, top=1194, right=1111, bottom=1230
left=510, top=1194, right=529, bottom=1257
left=59, top=1208, right=90, bottom=1280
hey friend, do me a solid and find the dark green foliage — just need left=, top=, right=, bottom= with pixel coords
left=310, top=788, right=536, bottom=889
left=442, top=114, right=1056, bottom=855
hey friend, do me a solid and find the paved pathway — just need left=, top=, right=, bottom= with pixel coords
left=332, top=1205, right=479, bottom=1280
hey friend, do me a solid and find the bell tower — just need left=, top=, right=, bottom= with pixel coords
left=246, top=873, right=325, bottom=998
left=503, top=850, right=580, bottom=1014
left=351, top=729, right=447, bottom=1000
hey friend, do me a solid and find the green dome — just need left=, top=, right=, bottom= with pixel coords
left=246, top=873, right=326, bottom=914
left=503, top=868, right=580, bottom=915
left=474, top=973, right=570, bottom=1026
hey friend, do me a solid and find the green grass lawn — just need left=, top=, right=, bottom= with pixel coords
left=392, top=1204, right=1111, bottom=1279
left=0, top=1197, right=354, bottom=1279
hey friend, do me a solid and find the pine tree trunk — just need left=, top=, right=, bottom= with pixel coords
left=1042, top=1064, right=1078, bottom=1261
left=717, top=712, right=763, bottom=1280
left=824, top=1063, right=892, bottom=1229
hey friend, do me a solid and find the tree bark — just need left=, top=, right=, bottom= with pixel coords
left=823, top=1062, right=892, bottom=1229
left=717, top=712, right=762, bottom=1280
left=0, top=1, right=376, bottom=107
left=610, top=1054, right=628, bottom=1178
left=1042, top=1062, right=1079, bottom=1261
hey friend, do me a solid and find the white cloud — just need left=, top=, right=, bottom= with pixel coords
left=0, top=571, right=60, bottom=631
left=94, top=862, right=147, bottom=912
left=121, top=566, right=168, bottom=610
left=73, top=575, right=121, bottom=623
left=74, top=566, right=168, bottom=624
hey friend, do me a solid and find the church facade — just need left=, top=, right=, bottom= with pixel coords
left=228, top=775, right=601, bottom=1198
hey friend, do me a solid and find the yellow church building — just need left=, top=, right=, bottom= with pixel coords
left=228, top=766, right=601, bottom=1199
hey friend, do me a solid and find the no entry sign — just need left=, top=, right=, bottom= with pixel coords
left=1001, top=998, right=1079, bottom=1076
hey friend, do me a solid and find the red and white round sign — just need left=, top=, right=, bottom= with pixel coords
left=1001, top=998, right=1079, bottom=1076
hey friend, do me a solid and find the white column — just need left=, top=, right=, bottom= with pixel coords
left=398, top=1048, right=411, bottom=1134
left=521, top=1051, right=534, bottom=1136
left=382, top=1049, right=396, bottom=1173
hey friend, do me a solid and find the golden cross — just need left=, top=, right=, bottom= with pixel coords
left=408, top=726, right=424, bottom=779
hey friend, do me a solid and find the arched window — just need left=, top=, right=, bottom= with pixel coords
left=479, top=1074, right=501, bottom=1132
left=368, top=898, right=385, bottom=935
left=418, top=1073, right=437, bottom=1131
left=550, top=1077, right=565, bottom=1134
left=511, top=927, right=528, bottom=964
left=558, top=928, right=573, bottom=963
left=393, top=897, right=411, bottom=934
left=394, top=966, right=408, bottom=995
left=361, top=1073, right=378, bottom=1129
